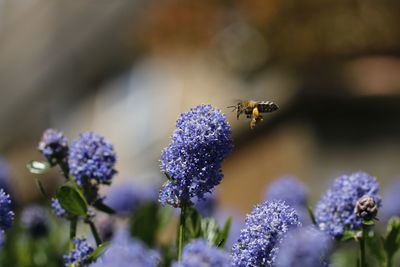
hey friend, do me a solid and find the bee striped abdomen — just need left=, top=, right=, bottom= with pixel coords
left=257, top=101, right=279, bottom=113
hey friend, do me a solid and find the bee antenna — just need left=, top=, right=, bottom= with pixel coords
left=227, top=105, right=237, bottom=112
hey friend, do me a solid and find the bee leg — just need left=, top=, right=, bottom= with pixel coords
left=237, top=110, right=242, bottom=120
left=252, top=107, right=260, bottom=118
left=250, top=118, right=256, bottom=129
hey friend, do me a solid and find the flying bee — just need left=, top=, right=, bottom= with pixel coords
left=228, top=100, right=279, bottom=129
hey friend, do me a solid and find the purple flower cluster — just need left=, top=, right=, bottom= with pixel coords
left=264, top=176, right=308, bottom=207
left=173, top=239, right=231, bottom=267
left=0, top=188, right=13, bottom=232
left=159, top=105, right=233, bottom=207
left=381, top=179, right=400, bottom=220
left=193, top=193, right=216, bottom=217
left=90, top=229, right=159, bottom=267
left=64, top=238, right=94, bottom=266
left=21, top=205, right=48, bottom=237
left=231, top=200, right=300, bottom=266
left=0, top=159, right=11, bottom=194
left=275, top=226, right=332, bottom=267
left=51, top=198, right=67, bottom=218
left=264, top=176, right=310, bottom=224
left=105, top=180, right=158, bottom=214
left=315, top=171, right=381, bottom=237
left=69, top=133, right=117, bottom=186
left=38, top=129, right=68, bottom=163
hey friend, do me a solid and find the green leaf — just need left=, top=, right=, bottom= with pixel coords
left=384, top=217, right=400, bottom=260
left=183, top=207, right=202, bottom=243
left=56, top=185, right=88, bottom=216
left=27, top=161, right=51, bottom=174
left=201, top=218, right=220, bottom=246
left=341, top=229, right=361, bottom=242
left=217, top=217, right=231, bottom=248
left=93, top=200, right=116, bottom=214
left=84, top=242, right=109, bottom=263
left=131, top=202, right=161, bottom=247
left=366, top=230, right=386, bottom=263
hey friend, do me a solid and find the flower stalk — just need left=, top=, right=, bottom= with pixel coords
left=87, top=219, right=102, bottom=246
left=177, top=200, right=188, bottom=262
left=360, top=226, right=367, bottom=267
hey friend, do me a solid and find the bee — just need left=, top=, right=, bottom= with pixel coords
left=228, top=100, right=279, bottom=129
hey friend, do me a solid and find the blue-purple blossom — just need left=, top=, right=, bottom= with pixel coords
left=0, top=231, right=4, bottom=247
left=264, top=175, right=310, bottom=224
left=275, top=226, right=332, bottom=267
left=51, top=198, right=67, bottom=218
left=231, top=200, right=301, bottom=267
left=0, top=159, right=11, bottom=194
left=159, top=105, right=233, bottom=207
left=0, top=188, right=13, bottom=231
left=105, top=180, right=158, bottom=214
left=315, top=171, right=381, bottom=237
left=264, top=176, right=308, bottom=207
left=193, top=193, right=216, bottom=217
left=64, top=238, right=94, bottom=266
left=38, top=129, right=68, bottom=163
left=173, top=239, right=232, bottom=267
left=21, top=205, right=48, bottom=237
left=68, top=132, right=117, bottom=186
left=90, top=229, right=159, bottom=267
left=380, top=179, right=400, bottom=221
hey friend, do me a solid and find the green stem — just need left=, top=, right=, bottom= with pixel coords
left=177, top=200, right=187, bottom=262
left=88, top=220, right=102, bottom=246
left=57, top=160, right=70, bottom=180
left=360, top=226, right=367, bottom=267
left=70, top=217, right=77, bottom=241
left=69, top=217, right=78, bottom=267
left=387, top=258, right=392, bottom=267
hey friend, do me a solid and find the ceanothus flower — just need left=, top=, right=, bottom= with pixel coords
left=0, top=188, right=13, bottom=231
left=172, top=239, right=232, bottom=267
left=380, top=179, right=400, bottom=220
left=264, top=176, right=308, bottom=207
left=231, top=200, right=300, bottom=267
left=38, top=129, right=68, bottom=163
left=275, top=226, right=332, bottom=267
left=315, top=171, right=381, bottom=237
left=68, top=132, right=117, bottom=186
left=159, top=105, right=233, bottom=207
left=64, top=238, right=94, bottom=266
left=264, top=175, right=310, bottom=224
left=193, top=193, right=216, bottom=217
left=51, top=198, right=67, bottom=218
left=105, top=180, right=158, bottom=214
left=0, top=158, right=11, bottom=194
left=0, top=231, right=4, bottom=247
left=90, top=229, right=159, bottom=267
left=21, top=205, right=48, bottom=237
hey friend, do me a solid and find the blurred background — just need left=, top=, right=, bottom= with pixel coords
left=1, top=0, right=400, bottom=217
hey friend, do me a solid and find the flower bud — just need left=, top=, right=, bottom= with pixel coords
left=38, top=129, right=68, bottom=164
left=355, top=195, right=378, bottom=221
